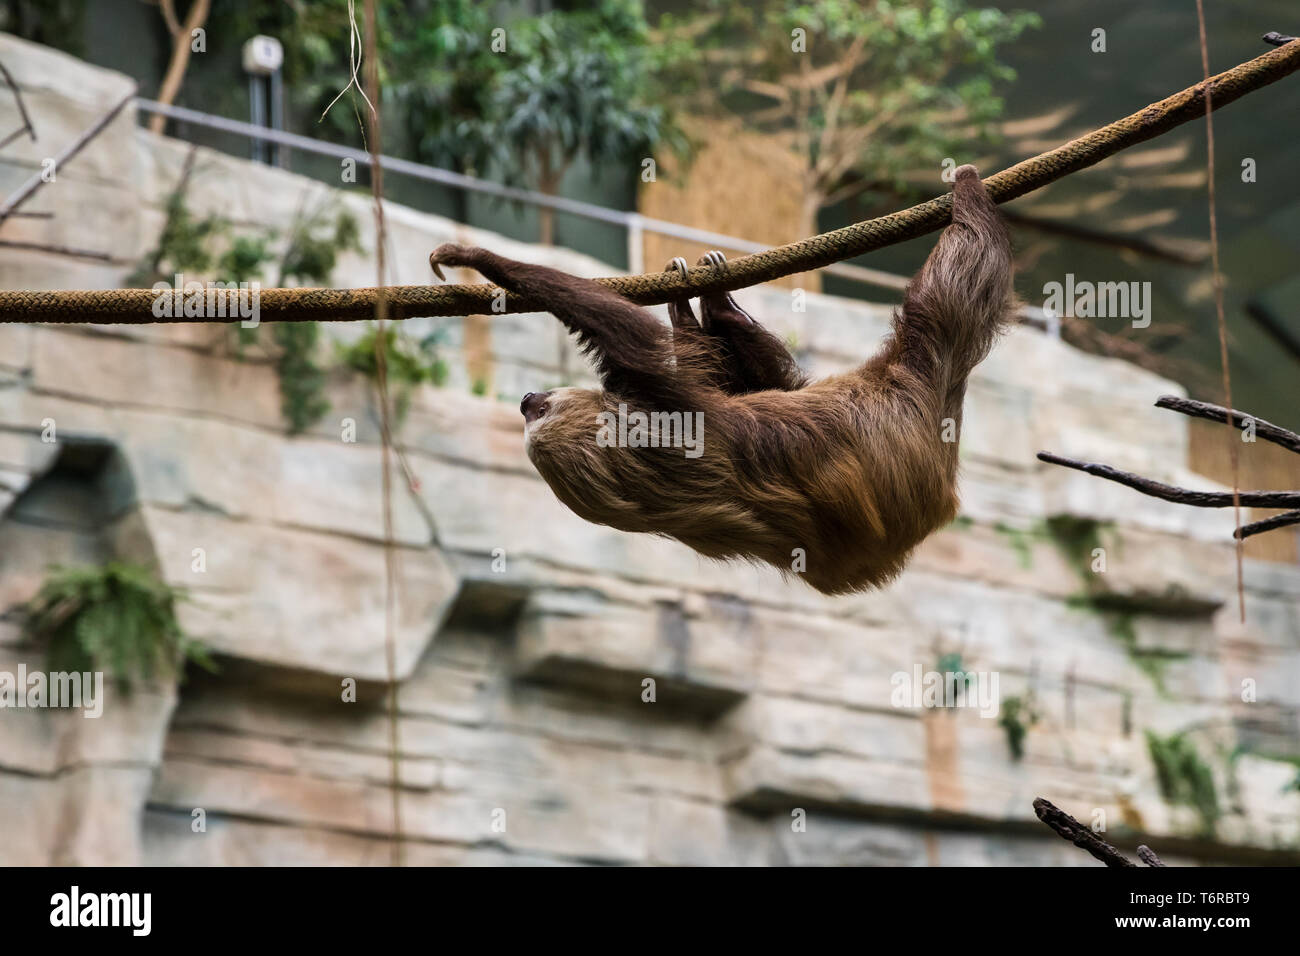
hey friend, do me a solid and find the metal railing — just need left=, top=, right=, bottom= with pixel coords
left=134, top=98, right=1057, bottom=334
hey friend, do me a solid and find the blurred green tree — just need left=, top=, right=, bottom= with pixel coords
left=466, top=0, right=686, bottom=244
left=217, top=0, right=684, bottom=245
left=662, top=0, right=1040, bottom=242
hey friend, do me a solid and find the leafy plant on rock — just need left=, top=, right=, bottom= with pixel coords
left=22, top=562, right=214, bottom=689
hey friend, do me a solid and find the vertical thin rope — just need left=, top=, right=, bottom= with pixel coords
left=1195, top=1, right=1246, bottom=622
left=359, top=0, right=404, bottom=866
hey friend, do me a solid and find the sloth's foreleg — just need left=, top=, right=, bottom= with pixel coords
left=430, top=242, right=680, bottom=402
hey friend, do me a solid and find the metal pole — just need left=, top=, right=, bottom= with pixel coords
left=625, top=212, right=644, bottom=275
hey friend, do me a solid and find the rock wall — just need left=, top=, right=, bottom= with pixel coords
left=1, top=35, right=1298, bottom=866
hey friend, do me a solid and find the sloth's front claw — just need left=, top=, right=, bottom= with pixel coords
left=693, top=250, right=754, bottom=327
left=429, top=242, right=479, bottom=281
left=664, top=256, right=699, bottom=331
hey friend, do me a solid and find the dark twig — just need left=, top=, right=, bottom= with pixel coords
left=1155, top=394, right=1300, bottom=455
left=0, top=58, right=37, bottom=151
left=0, top=239, right=122, bottom=263
left=1033, top=797, right=1137, bottom=867
left=1035, top=452, right=1300, bottom=509
left=1235, top=509, right=1300, bottom=540
left=1137, top=845, right=1167, bottom=867
left=1041, top=392, right=1300, bottom=549
left=0, top=87, right=136, bottom=225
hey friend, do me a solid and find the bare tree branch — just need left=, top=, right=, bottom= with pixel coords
left=1035, top=452, right=1300, bottom=509
left=159, top=0, right=182, bottom=38
left=1155, top=394, right=1300, bottom=455
left=1235, top=509, right=1300, bottom=539
left=148, top=0, right=212, bottom=136
left=1033, top=797, right=1137, bottom=867
left=1137, top=845, right=1167, bottom=867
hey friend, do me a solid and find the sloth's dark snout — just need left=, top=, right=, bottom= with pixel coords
left=520, top=390, right=551, bottom=423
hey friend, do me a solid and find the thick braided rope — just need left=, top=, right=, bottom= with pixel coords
left=3, top=39, right=1298, bottom=325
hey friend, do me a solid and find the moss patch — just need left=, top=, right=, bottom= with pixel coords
left=994, top=521, right=1038, bottom=569
left=998, top=694, right=1038, bottom=760
left=1045, top=514, right=1112, bottom=570
left=1146, top=730, right=1219, bottom=837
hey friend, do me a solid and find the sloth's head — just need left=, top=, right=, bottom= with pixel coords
left=519, top=387, right=643, bottom=525
left=519, top=386, right=600, bottom=473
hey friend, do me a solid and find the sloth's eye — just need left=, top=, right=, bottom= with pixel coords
left=520, top=391, right=552, bottom=422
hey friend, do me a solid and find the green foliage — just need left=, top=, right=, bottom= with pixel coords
left=1107, top=612, right=1169, bottom=694
left=271, top=207, right=362, bottom=432
left=1229, top=746, right=1300, bottom=799
left=130, top=186, right=359, bottom=434
left=218, top=1, right=501, bottom=160
left=666, top=0, right=1039, bottom=220
left=990, top=516, right=1116, bottom=572
left=337, top=324, right=448, bottom=419
left=1287, top=767, right=1300, bottom=795
left=237, top=206, right=364, bottom=433
left=22, top=562, right=213, bottom=688
left=998, top=693, right=1038, bottom=760
left=478, top=2, right=687, bottom=186
left=277, top=207, right=362, bottom=286
left=227, top=0, right=684, bottom=212
left=124, top=190, right=229, bottom=289
left=935, top=651, right=964, bottom=674
left=1047, top=515, right=1187, bottom=693
left=1146, top=730, right=1220, bottom=836
left=0, top=0, right=85, bottom=56
left=994, top=521, right=1037, bottom=569
left=126, top=181, right=277, bottom=309
left=1045, top=514, right=1110, bottom=570
left=219, top=234, right=277, bottom=285
left=273, top=322, right=330, bottom=432
left=1063, top=595, right=1186, bottom=695
left=932, top=652, right=971, bottom=709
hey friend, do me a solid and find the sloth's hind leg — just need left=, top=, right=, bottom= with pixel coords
left=664, top=256, right=701, bottom=333
left=661, top=255, right=730, bottom=390
left=696, top=251, right=806, bottom=394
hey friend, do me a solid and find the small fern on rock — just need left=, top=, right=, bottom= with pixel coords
left=22, top=563, right=213, bottom=688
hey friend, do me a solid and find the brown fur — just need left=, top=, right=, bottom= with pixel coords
left=430, top=165, right=1014, bottom=595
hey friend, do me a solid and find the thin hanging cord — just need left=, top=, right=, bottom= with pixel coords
left=1196, top=1, right=1246, bottom=623
left=319, top=0, right=375, bottom=121
left=360, top=0, right=404, bottom=866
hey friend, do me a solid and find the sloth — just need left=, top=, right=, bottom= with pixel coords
left=428, top=164, right=1014, bottom=594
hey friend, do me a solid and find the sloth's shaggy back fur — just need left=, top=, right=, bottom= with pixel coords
left=429, top=165, right=1014, bottom=595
